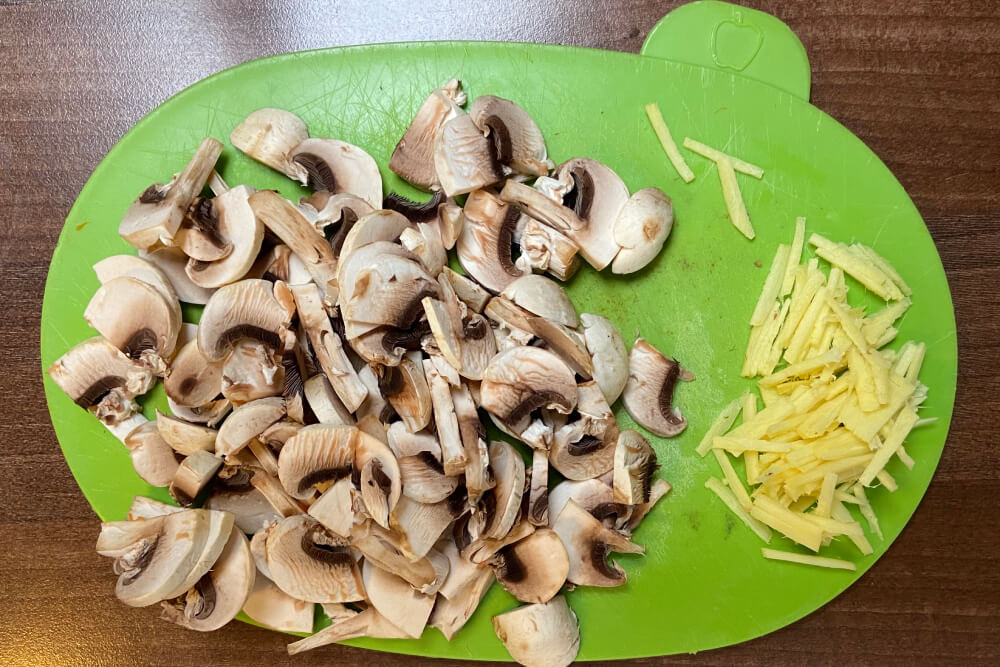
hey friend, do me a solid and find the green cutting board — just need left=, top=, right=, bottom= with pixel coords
left=40, top=1, right=956, bottom=661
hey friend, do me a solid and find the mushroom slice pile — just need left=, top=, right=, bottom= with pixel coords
left=622, top=337, right=692, bottom=437
left=66, top=83, right=689, bottom=661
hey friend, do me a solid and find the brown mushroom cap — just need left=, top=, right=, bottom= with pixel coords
left=491, top=528, right=568, bottom=604
left=622, top=338, right=690, bottom=437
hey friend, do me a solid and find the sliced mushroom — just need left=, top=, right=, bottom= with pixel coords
left=249, top=467, right=305, bottom=518
left=456, top=189, right=524, bottom=293
left=350, top=522, right=439, bottom=590
left=390, top=78, right=466, bottom=190
left=469, top=95, right=549, bottom=177
left=354, top=430, right=402, bottom=529
left=527, top=449, right=549, bottom=526
left=166, top=396, right=231, bottom=427
left=550, top=381, right=619, bottom=481
left=553, top=158, right=631, bottom=270
left=499, top=179, right=584, bottom=236
left=288, top=138, right=382, bottom=209
left=164, top=337, right=223, bottom=408
left=123, top=421, right=180, bottom=487
left=613, top=430, right=658, bottom=505
left=452, top=383, right=492, bottom=501
left=433, top=111, right=503, bottom=197
left=500, top=274, right=578, bottom=328
left=621, top=478, right=671, bottom=535
left=484, top=440, right=526, bottom=540
left=216, top=396, right=286, bottom=459
left=491, top=528, right=568, bottom=604
left=205, top=465, right=283, bottom=534
left=248, top=191, right=339, bottom=298
left=386, top=421, right=441, bottom=459
left=362, top=560, right=435, bottom=639
left=92, top=255, right=183, bottom=344
left=492, top=596, right=580, bottom=667
left=375, top=352, right=432, bottom=433
left=47, top=337, right=155, bottom=425
left=286, top=607, right=408, bottom=655
left=198, top=279, right=292, bottom=363
left=519, top=217, right=581, bottom=281
left=552, top=499, right=643, bottom=587
left=118, top=137, right=222, bottom=250
left=400, top=222, right=447, bottom=276
left=462, top=519, right=535, bottom=565
left=548, top=478, right=613, bottom=527
left=84, top=276, right=180, bottom=371
left=355, top=363, right=395, bottom=422
left=528, top=317, right=594, bottom=379
left=399, top=451, right=459, bottom=504
left=141, top=246, right=217, bottom=305
left=303, top=374, right=355, bottom=426
left=622, top=338, right=690, bottom=437
left=611, top=187, right=674, bottom=274
left=429, top=567, right=494, bottom=640
left=422, top=359, right=467, bottom=475
left=155, top=411, right=217, bottom=455
left=337, top=209, right=412, bottom=263
left=160, top=527, right=255, bottom=632
left=423, top=282, right=498, bottom=381
left=437, top=199, right=464, bottom=250
left=230, top=108, right=309, bottom=179
left=220, top=339, right=284, bottom=402
left=170, top=450, right=223, bottom=506
left=480, top=346, right=578, bottom=435
left=440, top=267, right=490, bottom=312
left=307, top=477, right=355, bottom=538
left=389, top=493, right=466, bottom=561
left=185, top=185, right=265, bottom=288
left=176, top=199, right=232, bottom=262
left=300, top=191, right=374, bottom=244
left=342, top=254, right=438, bottom=331
left=278, top=424, right=356, bottom=500
left=580, top=313, right=628, bottom=404
left=242, top=574, right=315, bottom=633
left=290, top=282, right=367, bottom=412
left=264, top=515, right=364, bottom=603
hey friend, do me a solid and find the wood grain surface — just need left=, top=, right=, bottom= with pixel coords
left=1, top=1, right=998, bottom=665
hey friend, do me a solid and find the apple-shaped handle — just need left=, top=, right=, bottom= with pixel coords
left=640, top=0, right=811, bottom=101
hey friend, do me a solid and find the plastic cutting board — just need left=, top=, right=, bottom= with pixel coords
left=40, top=1, right=957, bottom=661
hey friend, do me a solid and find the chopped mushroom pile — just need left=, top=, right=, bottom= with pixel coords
left=48, top=79, right=690, bottom=665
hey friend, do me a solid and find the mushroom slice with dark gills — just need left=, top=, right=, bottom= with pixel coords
left=155, top=411, right=217, bottom=455
left=362, top=560, right=435, bottom=639
left=175, top=198, right=232, bottom=262
left=550, top=380, right=619, bottom=481
left=398, top=451, right=459, bottom=504
left=552, top=157, right=631, bottom=270
left=580, top=313, right=628, bottom=405
left=118, top=137, right=223, bottom=251
left=92, top=255, right=183, bottom=342
left=433, top=110, right=504, bottom=197
left=349, top=522, right=440, bottom=591
left=519, top=216, right=581, bottom=281
left=526, top=316, right=594, bottom=380
left=264, top=515, right=364, bottom=603
left=288, top=138, right=383, bottom=210
left=123, top=421, right=180, bottom=487
left=491, top=528, right=568, bottom=604
left=547, top=478, right=620, bottom=529
left=230, top=108, right=309, bottom=179
left=373, top=352, right=432, bottom=433
left=353, top=428, right=402, bottom=529
left=299, top=192, right=374, bottom=260
left=47, top=337, right=155, bottom=425
left=184, top=185, right=265, bottom=289
left=197, top=279, right=292, bottom=363
left=389, top=492, right=467, bottom=561
left=349, top=320, right=430, bottom=367
left=526, top=448, right=549, bottom=526
left=169, top=450, right=224, bottom=507
left=622, top=338, right=693, bottom=437
left=303, top=374, right=355, bottom=426
left=469, top=95, right=550, bottom=177
left=620, top=478, right=671, bottom=536
left=492, top=596, right=580, bottom=667
left=277, top=424, right=358, bottom=500
left=160, top=526, right=255, bottom=632
left=390, top=78, right=466, bottom=190
left=611, top=186, right=674, bottom=275
left=290, top=282, right=367, bottom=412
left=613, top=429, right=659, bottom=505
left=499, top=179, right=585, bottom=239
left=164, top=337, right=222, bottom=408
left=483, top=440, right=526, bottom=540
left=205, top=464, right=283, bottom=534
left=423, top=277, right=497, bottom=381
left=382, top=189, right=445, bottom=223
left=341, top=253, right=439, bottom=331
left=216, top=396, right=286, bottom=459
left=221, top=339, right=285, bottom=403
left=248, top=191, right=339, bottom=299
left=456, top=189, right=525, bottom=293
left=84, top=276, right=181, bottom=372
left=552, top=499, right=644, bottom=587
left=461, top=519, right=535, bottom=565
left=480, top=346, right=578, bottom=436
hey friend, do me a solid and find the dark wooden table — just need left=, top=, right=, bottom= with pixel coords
left=2, top=1, right=997, bottom=665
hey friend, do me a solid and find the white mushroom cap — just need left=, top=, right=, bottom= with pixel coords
left=264, top=515, right=364, bottom=603
left=92, top=255, right=182, bottom=337
left=164, top=337, right=223, bottom=408
left=491, top=528, right=568, bottom=604
left=500, top=274, right=578, bottom=328
left=469, top=95, right=550, bottom=177
left=124, top=421, right=180, bottom=487
left=230, top=108, right=309, bottom=179
left=141, top=246, right=217, bottom=305
left=492, top=596, right=580, bottom=667
left=84, top=276, right=181, bottom=369
left=185, top=185, right=265, bottom=288
left=580, top=313, right=628, bottom=404
left=241, top=574, right=314, bottom=633
left=611, top=187, right=674, bottom=274
left=216, top=396, right=286, bottom=459
left=288, top=138, right=383, bottom=209
left=480, top=346, right=578, bottom=435
left=622, top=338, right=690, bottom=437
left=197, top=279, right=292, bottom=363
left=554, top=157, right=631, bottom=270
left=552, top=499, right=643, bottom=587
left=457, top=189, right=525, bottom=293
left=390, top=79, right=465, bottom=190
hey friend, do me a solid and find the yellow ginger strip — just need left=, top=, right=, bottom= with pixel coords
left=815, top=472, right=838, bottom=518
left=852, top=484, right=883, bottom=540
left=713, top=437, right=794, bottom=454
left=751, top=496, right=823, bottom=551
left=751, top=244, right=792, bottom=326
left=717, top=157, right=755, bottom=240
left=760, top=347, right=846, bottom=388
left=876, top=469, right=898, bottom=492
left=831, top=500, right=874, bottom=554
left=644, top=103, right=695, bottom=183
left=762, top=548, right=857, bottom=571
left=682, top=137, right=764, bottom=178
left=705, top=478, right=772, bottom=543
left=713, top=449, right=752, bottom=512
left=862, top=298, right=911, bottom=347
left=809, top=234, right=904, bottom=301
left=780, top=217, right=807, bottom=297
left=858, top=407, right=920, bottom=486
left=851, top=243, right=912, bottom=296
left=695, top=394, right=745, bottom=457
